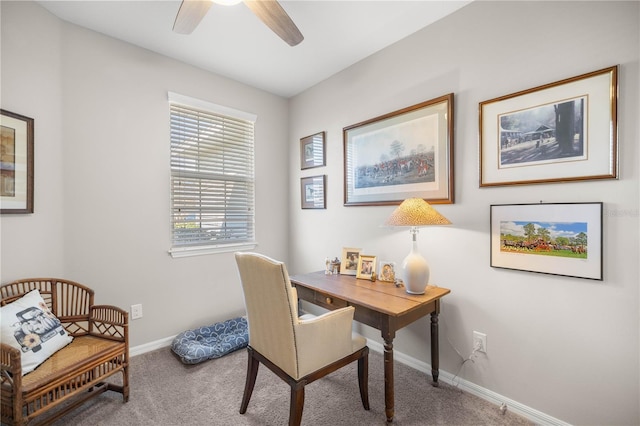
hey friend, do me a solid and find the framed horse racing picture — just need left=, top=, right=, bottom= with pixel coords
left=480, top=66, right=618, bottom=187
left=490, top=202, right=603, bottom=280
left=343, top=93, right=454, bottom=206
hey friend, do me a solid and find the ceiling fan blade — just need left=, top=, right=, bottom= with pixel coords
left=244, top=0, right=304, bottom=46
left=173, top=0, right=213, bottom=34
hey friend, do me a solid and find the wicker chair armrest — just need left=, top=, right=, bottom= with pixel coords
left=1, top=342, right=22, bottom=388
left=89, top=305, right=129, bottom=341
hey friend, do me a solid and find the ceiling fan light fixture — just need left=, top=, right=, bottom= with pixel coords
left=174, top=0, right=303, bottom=46
left=212, top=0, right=242, bottom=5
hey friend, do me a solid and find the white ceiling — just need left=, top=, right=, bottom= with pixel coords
left=37, top=1, right=471, bottom=98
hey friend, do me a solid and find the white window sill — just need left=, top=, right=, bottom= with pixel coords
left=168, top=242, right=258, bottom=258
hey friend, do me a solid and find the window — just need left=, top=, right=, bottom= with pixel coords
left=168, top=92, right=257, bottom=258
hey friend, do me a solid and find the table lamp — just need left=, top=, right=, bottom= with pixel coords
left=384, top=198, right=451, bottom=294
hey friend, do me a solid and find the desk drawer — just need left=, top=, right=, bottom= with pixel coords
left=315, top=291, right=348, bottom=310
left=296, top=285, right=347, bottom=310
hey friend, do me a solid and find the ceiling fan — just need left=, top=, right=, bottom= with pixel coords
left=173, top=0, right=304, bottom=47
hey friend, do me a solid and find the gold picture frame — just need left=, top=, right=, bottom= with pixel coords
left=356, top=255, right=377, bottom=280
left=479, top=66, right=618, bottom=187
left=340, top=247, right=361, bottom=275
left=343, top=93, right=454, bottom=206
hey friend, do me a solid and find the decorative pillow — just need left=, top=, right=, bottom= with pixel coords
left=1, top=289, right=73, bottom=375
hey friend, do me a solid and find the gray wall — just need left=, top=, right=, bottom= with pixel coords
left=1, top=1, right=290, bottom=348
left=288, top=2, right=638, bottom=425
left=1, top=1, right=638, bottom=425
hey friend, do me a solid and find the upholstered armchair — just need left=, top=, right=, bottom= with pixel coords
left=235, top=252, right=369, bottom=426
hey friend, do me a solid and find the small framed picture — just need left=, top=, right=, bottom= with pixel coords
left=300, top=175, right=326, bottom=209
left=300, top=131, right=326, bottom=170
left=356, top=255, right=377, bottom=280
left=340, top=247, right=362, bottom=275
left=378, top=261, right=396, bottom=282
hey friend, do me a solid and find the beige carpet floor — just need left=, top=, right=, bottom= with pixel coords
left=50, top=346, right=534, bottom=425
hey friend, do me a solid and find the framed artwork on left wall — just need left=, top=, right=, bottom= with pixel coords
left=1, top=109, right=34, bottom=214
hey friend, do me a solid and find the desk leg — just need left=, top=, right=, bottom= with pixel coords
left=430, top=311, right=439, bottom=386
left=383, top=337, right=394, bottom=422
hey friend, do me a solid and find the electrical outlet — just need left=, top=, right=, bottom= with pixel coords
left=473, top=331, right=487, bottom=353
left=131, top=304, right=143, bottom=320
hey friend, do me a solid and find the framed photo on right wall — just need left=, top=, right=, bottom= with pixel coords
left=480, top=66, right=618, bottom=187
left=490, top=202, right=603, bottom=280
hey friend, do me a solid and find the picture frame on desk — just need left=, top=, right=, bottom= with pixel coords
left=490, top=202, right=603, bottom=280
left=1, top=109, right=34, bottom=214
left=356, top=255, right=377, bottom=280
left=343, top=93, right=454, bottom=206
left=378, top=261, right=396, bottom=283
left=340, top=247, right=361, bottom=275
left=479, top=66, right=618, bottom=187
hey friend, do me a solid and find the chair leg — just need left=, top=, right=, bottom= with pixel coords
left=358, top=348, right=370, bottom=410
left=289, top=383, right=305, bottom=426
left=240, top=347, right=260, bottom=414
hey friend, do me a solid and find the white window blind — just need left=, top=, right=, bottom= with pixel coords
left=168, top=93, right=256, bottom=257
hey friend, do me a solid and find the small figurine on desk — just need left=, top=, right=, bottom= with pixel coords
left=325, top=257, right=331, bottom=275
left=330, top=257, right=341, bottom=275
left=394, top=278, right=404, bottom=288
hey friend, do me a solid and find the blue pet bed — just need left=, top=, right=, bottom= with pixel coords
left=171, top=316, right=249, bottom=364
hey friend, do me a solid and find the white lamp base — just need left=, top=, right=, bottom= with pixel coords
left=402, top=240, right=430, bottom=295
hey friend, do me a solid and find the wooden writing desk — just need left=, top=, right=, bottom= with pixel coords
left=289, top=271, right=450, bottom=422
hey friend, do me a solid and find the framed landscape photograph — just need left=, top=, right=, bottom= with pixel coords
left=300, top=131, right=325, bottom=170
left=343, top=93, right=454, bottom=206
left=490, top=202, right=603, bottom=280
left=356, top=255, right=377, bottom=280
left=480, top=66, right=618, bottom=187
left=340, top=247, right=361, bottom=275
left=300, top=175, right=326, bottom=209
left=1, top=109, right=34, bottom=214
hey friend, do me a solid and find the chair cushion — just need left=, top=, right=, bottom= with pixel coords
left=171, top=317, right=248, bottom=364
left=0, top=289, right=73, bottom=375
left=21, top=335, right=125, bottom=392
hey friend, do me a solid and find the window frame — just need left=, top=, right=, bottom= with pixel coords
left=167, top=92, right=257, bottom=258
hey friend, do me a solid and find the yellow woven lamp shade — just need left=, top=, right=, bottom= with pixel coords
left=385, top=198, right=451, bottom=227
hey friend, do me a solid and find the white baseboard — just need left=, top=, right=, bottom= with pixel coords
left=131, top=336, right=567, bottom=426
left=130, top=335, right=175, bottom=357
left=365, top=340, right=570, bottom=426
